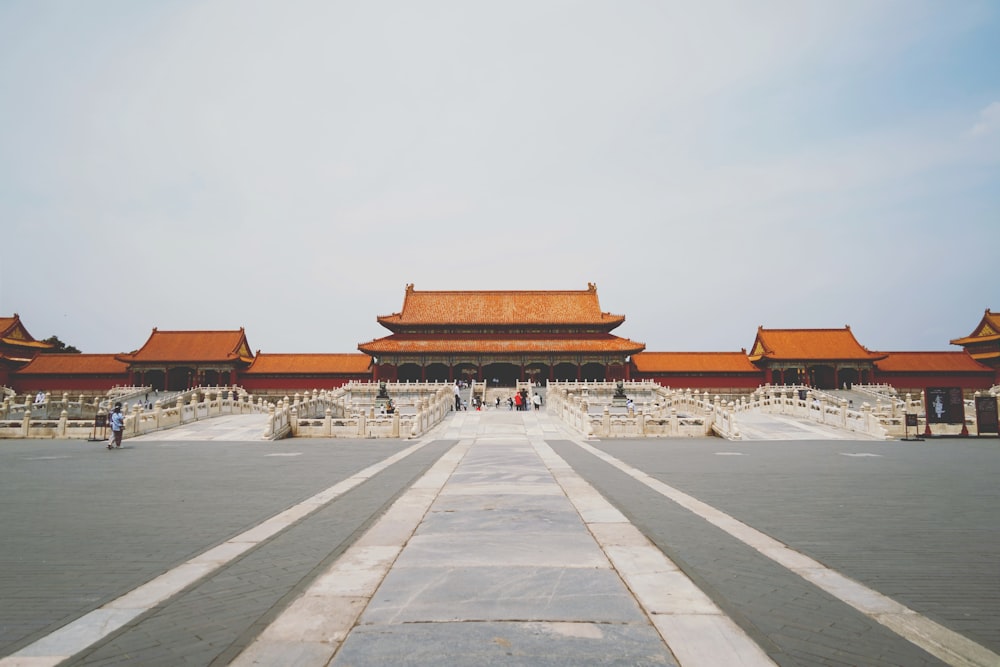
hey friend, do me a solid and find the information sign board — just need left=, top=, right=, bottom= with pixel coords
left=925, top=387, right=964, bottom=424
left=975, top=396, right=999, bottom=435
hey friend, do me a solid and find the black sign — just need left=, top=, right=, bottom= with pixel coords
left=905, top=413, right=918, bottom=427
left=94, top=414, right=107, bottom=427
left=975, top=396, right=999, bottom=435
left=925, top=387, right=965, bottom=424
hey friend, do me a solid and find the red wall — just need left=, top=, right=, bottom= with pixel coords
left=238, top=375, right=368, bottom=392
left=11, top=374, right=129, bottom=393
left=631, top=373, right=764, bottom=390
left=871, top=372, right=994, bottom=392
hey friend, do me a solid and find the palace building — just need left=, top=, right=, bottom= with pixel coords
left=0, top=314, right=54, bottom=387
left=358, top=283, right=645, bottom=385
left=116, top=328, right=255, bottom=391
left=950, top=309, right=1000, bottom=377
left=746, top=326, right=886, bottom=389
left=1, top=288, right=996, bottom=394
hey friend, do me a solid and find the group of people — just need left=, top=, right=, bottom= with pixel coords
left=510, top=390, right=541, bottom=411
left=451, top=382, right=544, bottom=412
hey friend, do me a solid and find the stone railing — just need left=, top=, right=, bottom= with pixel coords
left=0, top=382, right=455, bottom=441
left=130, top=387, right=269, bottom=439
left=287, top=382, right=454, bottom=438
left=545, top=382, right=715, bottom=438
left=728, top=386, right=890, bottom=440
left=545, top=382, right=905, bottom=440
left=0, top=386, right=268, bottom=440
left=1, top=392, right=103, bottom=421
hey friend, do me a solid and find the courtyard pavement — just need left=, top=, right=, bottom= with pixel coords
left=0, top=409, right=998, bottom=666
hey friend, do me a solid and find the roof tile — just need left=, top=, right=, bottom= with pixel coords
left=632, top=351, right=759, bottom=373
left=378, top=284, right=625, bottom=328
left=245, top=353, right=371, bottom=374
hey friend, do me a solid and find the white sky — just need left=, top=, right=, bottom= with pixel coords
left=1, top=1, right=998, bottom=355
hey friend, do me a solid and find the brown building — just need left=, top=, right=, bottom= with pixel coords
left=0, top=314, right=54, bottom=387
left=116, top=328, right=254, bottom=391
left=950, top=309, right=1000, bottom=384
left=3, top=302, right=998, bottom=395
left=873, top=351, right=995, bottom=394
left=241, top=353, right=372, bottom=392
left=358, top=284, right=645, bottom=385
left=14, top=354, right=129, bottom=393
left=631, top=351, right=762, bottom=390
left=747, top=326, right=886, bottom=388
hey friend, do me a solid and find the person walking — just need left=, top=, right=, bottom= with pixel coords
left=108, top=402, right=125, bottom=449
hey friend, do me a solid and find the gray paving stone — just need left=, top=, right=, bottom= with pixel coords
left=332, top=621, right=678, bottom=667
left=360, top=566, right=646, bottom=624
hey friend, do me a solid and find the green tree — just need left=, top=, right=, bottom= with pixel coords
left=41, top=335, right=81, bottom=354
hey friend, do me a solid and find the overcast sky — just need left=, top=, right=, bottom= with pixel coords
left=1, top=1, right=997, bottom=357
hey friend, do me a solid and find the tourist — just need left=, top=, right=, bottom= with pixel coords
left=108, top=402, right=125, bottom=449
left=514, top=392, right=522, bottom=411
left=532, top=393, right=541, bottom=410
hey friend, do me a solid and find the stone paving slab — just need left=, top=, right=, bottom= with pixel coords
left=332, top=622, right=676, bottom=666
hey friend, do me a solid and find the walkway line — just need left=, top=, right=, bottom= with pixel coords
left=0, top=435, right=446, bottom=667
left=229, top=439, right=473, bottom=666
left=527, top=429, right=776, bottom=667
left=566, top=436, right=1000, bottom=667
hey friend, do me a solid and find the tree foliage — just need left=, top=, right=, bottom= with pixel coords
left=41, top=335, right=81, bottom=354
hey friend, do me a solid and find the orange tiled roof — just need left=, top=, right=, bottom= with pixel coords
left=950, top=309, right=1000, bottom=346
left=16, top=354, right=129, bottom=375
left=875, top=351, right=993, bottom=373
left=359, top=333, right=645, bottom=355
left=0, top=314, right=53, bottom=349
left=748, top=327, right=885, bottom=362
left=122, top=329, right=254, bottom=364
left=245, top=353, right=372, bottom=375
left=632, top=351, right=759, bottom=373
left=377, top=283, right=626, bottom=329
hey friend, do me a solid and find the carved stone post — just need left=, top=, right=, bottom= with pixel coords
left=59, top=409, right=68, bottom=437
left=290, top=407, right=298, bottom=437
left=21, top=409, right=31, bottom=438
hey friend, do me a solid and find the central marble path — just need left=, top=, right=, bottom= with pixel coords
left=233, top=410, right=774, bottom=666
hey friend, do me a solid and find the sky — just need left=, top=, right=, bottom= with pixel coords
left=1, top=1, right=998, bottom=356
